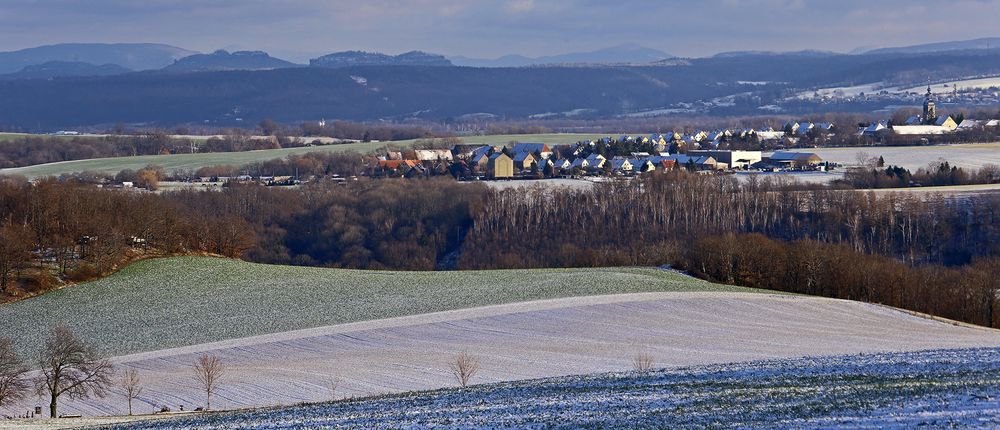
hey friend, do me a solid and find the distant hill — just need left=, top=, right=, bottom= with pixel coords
left=712, top=50, right=839, bottom=58
left=161, top=50, right=298, bottom=72
left=0, top=43, right=196, bottom=74
left=0, top=61, right=131, bottom=80
left=1, top=50, right=1000, bottom=128
left=310, top=51, right=452, bottom=68
left=451, top=43, right=673, bottom=67
left=862, top=37, right=1000, bottom=55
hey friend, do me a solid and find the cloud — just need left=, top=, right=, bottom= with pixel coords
left=0, top=0, right=996, bottom=59
left=506, top=0, right=536, bottom=13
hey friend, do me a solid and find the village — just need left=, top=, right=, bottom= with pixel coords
left=375, top=138, right=827, bottom=180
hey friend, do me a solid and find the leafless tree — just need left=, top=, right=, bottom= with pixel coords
left=35, top=326, right=114, bottom=418
left=0, top=338, right=29, bottom=408
left=633, top=351, right=654, bottom=372
left=449, top=352, right=480, bottom=387
left=192, top=354, right=224, bottom=410
left=325, top=375, right=341, bottom=401
left=120, top=368, right=143, bottom=415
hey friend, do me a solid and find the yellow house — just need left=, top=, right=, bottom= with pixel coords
left=934, top=116, right=958, bottom=130
left=487, top=153, right=514, bottom=178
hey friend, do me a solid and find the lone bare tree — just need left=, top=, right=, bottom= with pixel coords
left=120, top=368, right=143, bottom=415
left=449, top=352, right=480, bottom=387
left=35, top=326, right=114, bottom=418
left=192, top=354, right=224, bottom=410
left=0, top=338, right=29, bottom=409
left=633, top=351, right=654, bottom=372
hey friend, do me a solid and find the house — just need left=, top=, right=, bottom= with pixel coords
left=487, top=153, right=514, bottom=178
left=707, top=130, right=730, bottom=142
left=377, top=159, right=422, bottom=171
left=470, top=151, right=493, bottom=171
left=957, top=119, right=983, bottom=130
left=512, top=143, right=552, bottom=159
left=552, top=158, right=572, bottom=170
left=570, top=158, right=589, bottom=170
left=934, top=116, right=958, bottom=130
left=631, top=158, right=655, bottom=173
left=413, top=149, right=453, bottom=162
left=766, top=151, right=823, bottom=168
left=611, top=158, right=633, bottom=173
left=512, top=152, right=537, bottom=171
left=795, top=123, right=814, bottom=136
left=757, top=130, right=786, bottom=141
left=861, top=121, right=889, bottom=137
left=665, top=154, right=720, bottom=170
left=891, top=125, right=952, bottom=135
left=451, top=144, right=488, bottom=159
left=987, top=120, right=1000, bottom=127
left=783, top=121, right=800, bottom=134
left=585, top=153, right=607, bottom=169
left=688, top=150, right=762, bottom=170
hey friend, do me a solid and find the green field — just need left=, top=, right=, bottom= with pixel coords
left=0, top=133, right=607, bottom=178
left=0, top=257, right=755, bottom=359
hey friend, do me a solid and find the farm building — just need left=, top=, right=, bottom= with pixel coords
left=688, top=150, right=762, bottom=170
left=765, top=151, right=823, bottom=168
left=487, top=153, right=514, bottom=178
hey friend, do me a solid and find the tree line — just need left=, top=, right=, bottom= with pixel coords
left=3, top=172, right=1000, bottom=327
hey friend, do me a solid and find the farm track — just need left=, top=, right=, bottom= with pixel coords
left=7, top=291, right=999, bottom=418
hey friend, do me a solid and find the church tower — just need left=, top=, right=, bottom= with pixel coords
left=922, top=83, right=937, bottom=124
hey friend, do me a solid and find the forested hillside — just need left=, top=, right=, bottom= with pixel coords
left=2, top=52, right=1000, bottom=128
left=2, top=173, right=999, bottom=327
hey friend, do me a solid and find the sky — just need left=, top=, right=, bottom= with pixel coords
left=1, top=0, right=999, bottom=62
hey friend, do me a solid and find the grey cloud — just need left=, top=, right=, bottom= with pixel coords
left=0, top=0, right=997, bottom=60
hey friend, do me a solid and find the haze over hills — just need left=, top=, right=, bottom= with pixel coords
left=0, top=61, right=131, bottom=80
left=0, top=43, right=196, bottom=74
left=861, top=37, right=1000, bottom=55
left=2, top=49, right=999, bottom=129
left=310, top=51, right=452, bottom=68
left=161, top=50, right=299, bottom=72
left=450, top=43, right=674, bottom=67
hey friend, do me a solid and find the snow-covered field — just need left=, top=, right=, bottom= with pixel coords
left=809, top=143, right=1000, bottom=171
left=91, top=347, right=1000, bottom=429
left=7, top=292, right=999, bottom=419
left=480, top=178, right=600, bottom=190
left=899, top=76, right=1000, bottom=93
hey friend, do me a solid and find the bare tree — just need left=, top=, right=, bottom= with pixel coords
left=633, top=351, right=654, bottom=372
left=0, top=338, right=29, bottom=408
left=35, top=326, right=114, bottom=418
left=192, top=354, right=224, bottom=410
left=120, top=368, right=143, bottom=415
left=449, top=352, right=480, bottom=387
left=325, top=376, right=341, bottom=401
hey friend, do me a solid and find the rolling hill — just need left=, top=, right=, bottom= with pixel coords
left=0, top=61, right=132, bottom=80
left=0, top=256, right=748, bottom=360
left=3, top=257, right=1000, bottom=419
left=161, top=50, right=298, bottom=72
left=88, top=348, right=1000, bottom=429
left=864, top=37, right=1000, bottom=55
left=450, top=43, right=673, bottom=67
left=0, top=43, right=196, bottom=74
